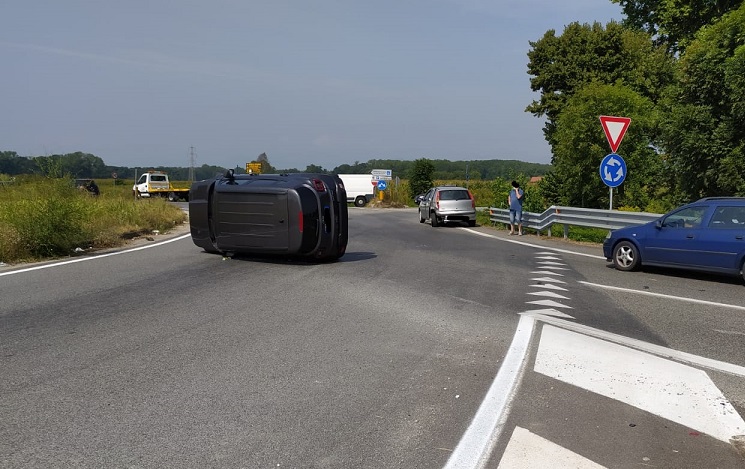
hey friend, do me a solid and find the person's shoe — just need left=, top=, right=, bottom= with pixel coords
left=519, top=232, right=524, bottom=236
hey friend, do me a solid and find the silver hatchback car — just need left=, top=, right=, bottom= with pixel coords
left=416, top=186, right=476, bottom=227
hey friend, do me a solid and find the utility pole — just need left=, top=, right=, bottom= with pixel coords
left=189, top=146, right=196, bottom=181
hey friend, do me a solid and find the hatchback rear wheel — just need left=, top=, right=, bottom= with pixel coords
left=430, top=211, right=439, bottom=227
left=613, top=240, right=640, bottom=271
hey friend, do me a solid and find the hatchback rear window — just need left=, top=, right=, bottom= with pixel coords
left=439, top=190, right=470, bottom=200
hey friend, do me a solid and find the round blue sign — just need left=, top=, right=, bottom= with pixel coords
left=377, top=180, right=387, bottom=191
left=599, top=153, right=627, bottom=188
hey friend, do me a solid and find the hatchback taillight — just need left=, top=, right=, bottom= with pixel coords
left=468, top=190, right=475, bottom=209
left=435, top=191, right=440, bottom=210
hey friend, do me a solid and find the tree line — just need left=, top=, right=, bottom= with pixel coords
left=528, top=0, right=745, bottom=213
left=0, top=150, right=550, bottom=183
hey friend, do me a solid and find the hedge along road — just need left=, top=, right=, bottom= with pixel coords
left=1, top=209, right=744, bottom=467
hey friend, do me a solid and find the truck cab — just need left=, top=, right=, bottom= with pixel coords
left=133, top=171, right=190, bottom=201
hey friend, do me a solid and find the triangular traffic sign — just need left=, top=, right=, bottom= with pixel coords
left=599, top=115, right=631, bottom=153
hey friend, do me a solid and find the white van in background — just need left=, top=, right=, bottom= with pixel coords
left=337, top=174, right=375, bottom=207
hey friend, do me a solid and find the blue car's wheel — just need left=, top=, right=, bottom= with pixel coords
left=613, top=240, right=640, bottom=271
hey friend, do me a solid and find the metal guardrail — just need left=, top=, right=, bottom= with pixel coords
left=488, top=205, right=662, bottom=238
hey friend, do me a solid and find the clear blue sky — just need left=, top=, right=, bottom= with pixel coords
left=1, top=1, right=622, bottom=171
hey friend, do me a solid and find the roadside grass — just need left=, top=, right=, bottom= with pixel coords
left=0, top=176, right=187, bottom=264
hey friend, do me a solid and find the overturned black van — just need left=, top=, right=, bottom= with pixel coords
left=189, top=170, right=348, bottom=261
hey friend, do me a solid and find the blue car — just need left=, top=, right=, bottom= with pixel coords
left=603, top=197, right=745, bottom=282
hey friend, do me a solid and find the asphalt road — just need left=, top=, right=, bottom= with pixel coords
left=1, top=208, right=744, bottom=468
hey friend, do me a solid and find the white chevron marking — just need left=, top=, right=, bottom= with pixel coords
left=535, top=326, right=745, bottom=443
left=527, top=299, right=573, bottom=309
left=527, top=291, right=569, bottom=299
left=498, top=427, right=605, bottom=469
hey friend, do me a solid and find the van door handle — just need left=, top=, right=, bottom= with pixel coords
left=736, top=236, right=743, bottom=240
left=686, top=235, right=694, bottom=239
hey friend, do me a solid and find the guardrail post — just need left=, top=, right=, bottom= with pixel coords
left=563, top=225, right=569, bottom=239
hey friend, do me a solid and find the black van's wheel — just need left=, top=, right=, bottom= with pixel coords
left=430, top=211, right=439, bottom=227
left=613, top=240, right=640, bottom=271
left=740, top=260, right=745, bottom=284
left=354, top=196, right=367, bottom=207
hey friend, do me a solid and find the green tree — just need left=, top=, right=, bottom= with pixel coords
left=660, top=3, right=745, bottom=199
left=551, top=82, right=663, bottom=209
left=527, top=21, right=674, bottom=151
left=0, top=151, right=34, bottom=175
left=304, top=164, right=326, bottom=173
left=408, top=158, right=435, bottom=199
left=612, top=0, right=743, bottom=52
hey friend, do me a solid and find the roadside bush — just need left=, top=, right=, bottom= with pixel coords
left=0, top=176, right=187, bottom=263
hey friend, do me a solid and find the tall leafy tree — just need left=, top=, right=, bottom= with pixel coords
left=551, top=82, right=663, bottom=209
left=611, top=0, right=744, bottom=53
left=660, top=3, right=745, bottom=199
left=408, top=158, right=435, bottom=199
left=527, top=21, right=674, bottom=152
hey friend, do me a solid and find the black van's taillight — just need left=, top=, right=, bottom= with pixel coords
left=312, top=179, right=326, bottom=192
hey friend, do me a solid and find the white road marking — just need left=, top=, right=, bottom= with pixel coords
left=714, top=329, right=745, bottom=337
left=463, top=229, right=605, bottom=259
left=535, top=325, right=745, bottom=443
left=530, top=277, right=566, bottom=284
left=523, top=308, right=575, bottom=319
left=498, top=426, right=606, bottom=469
left=523, top=312, right=745, bottom=379
left=535, top=256, right=563, bottom=260
left=526, top=299, right=573, bottom=309
left=444, top=315, right=536, bottom=469
left=536, top=261, right=566, bottom=266
left=0, top=234, right=192, bottom=277
left=530, top=270, right=564, bottom=276
left=580, top=281, right=745, bottom=312
left=529, top=283, right=567, bottom=291
left=527, top=291, right=569, bottom=299
left=535, top=266, right=569, bottom=271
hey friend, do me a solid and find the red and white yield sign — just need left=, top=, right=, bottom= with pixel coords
left=599, top=115, right=631, bottom=153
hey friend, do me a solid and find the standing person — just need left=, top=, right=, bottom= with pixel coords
left=508, top=180, right=524, bottom=235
